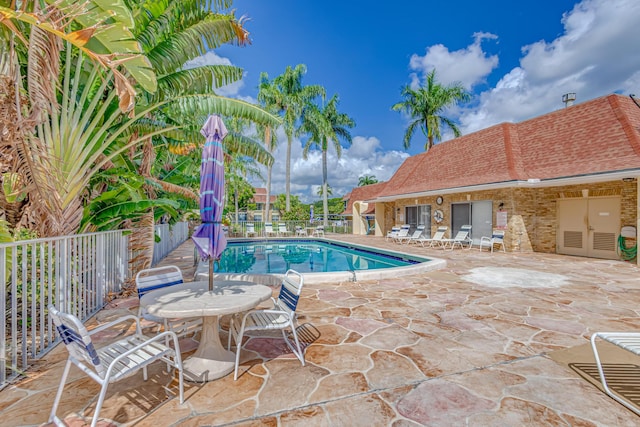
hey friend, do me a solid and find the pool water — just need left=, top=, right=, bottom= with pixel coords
left=215, top=239, right=425, bottom=275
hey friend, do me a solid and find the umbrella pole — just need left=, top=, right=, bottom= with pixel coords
left=209, top=256, right=214, bottom=291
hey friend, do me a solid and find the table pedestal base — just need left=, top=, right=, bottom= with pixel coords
left=183, top=316, right=235, bottom=382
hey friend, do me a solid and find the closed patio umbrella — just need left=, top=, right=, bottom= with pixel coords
left=192, top=114, right=228, bottom=291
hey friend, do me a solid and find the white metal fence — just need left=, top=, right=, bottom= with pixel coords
left=1, top=222, right=189, bottom=389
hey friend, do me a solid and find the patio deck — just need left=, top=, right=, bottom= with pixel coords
left=2, top=234, right=640, bottom=426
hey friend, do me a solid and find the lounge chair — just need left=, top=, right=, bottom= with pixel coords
left=441, top=225, right=473, bottom=250
left=295, top=225, right=307, bottom=236
left=398, top=225, right=426, bottom=245
left=245, top=222, right=258, bottom=237
left=392, top=225, right=411, bottom=243
left=479, top=229, right=506, bottom=252
left=312, top=226, right=325, bottom=237
left=591, top=332, right=640, bottom=415
left=263, top=222, right=276, bottom=237
left=418, top=226, right=448, bottom=248
left=385, top=226, right=401, bottom=241
left=229, top=269, right=306, bottom=380
left=135, top=266, right=201, bottom=338
left=48, top=305, right=184, bottom=427
left=278, top=223, right=292, bottom=236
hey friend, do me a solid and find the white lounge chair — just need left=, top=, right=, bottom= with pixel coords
left=295, top=225, right=307, bottom=236
left=441, top=225, right=473, bottom=250
left=136, top=266, right=201, bottom=338
left=479, top=229, right=506, bottom=252
left=392, top=225, right=411, bottom=243
left=591, top=332, right=640, bottom=415
left=263, top=222, right=276, bottom=237
left=245, top=222, right=258, bottom=237
left=278, top=223, right=292, bottom=236
left=312, top=226, right=325, bottom=237
left=229, top=269, right=306, bottom=380
left=385, top=226, right=401, bottom=241
left=48, top=305, right=184, bottom=427
left=418, top=226, right=448, bottom=248
left=399, top=225, right=426, bottom=245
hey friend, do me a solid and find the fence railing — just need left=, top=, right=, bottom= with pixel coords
left=226, top=220, right=353, bottom=237
left=152, top=222, right=189, bottom=266
left=1, top=222, right=189, bottom=390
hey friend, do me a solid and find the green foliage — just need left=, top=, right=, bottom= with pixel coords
left=274, top=194, right=309, bottom=220
left=358, top=175, right=379, bottom=186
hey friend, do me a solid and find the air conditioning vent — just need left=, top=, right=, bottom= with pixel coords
left=593, top=232, right=616, bottom=251
left=564, top=231, right=583, bottom=248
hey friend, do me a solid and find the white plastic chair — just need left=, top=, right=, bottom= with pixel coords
left=392, top=225, right=411, bottom=243
left=591, top=332, right=640, bottom=415
left=263, top=222, right=276, bottom=237
left=48, top=305, right=184, bottom=427
left=479, top=229, right=506, bottom=252
left=312, top=226, right=325, bottom=237
left=441, top=225, right=473, bottom=250
left=278, top=223, right=292, bottom=236
left=136, top=265, right=201, bottom=338
left=418, top=226, right=448, bottom=247
left=295, top=225, right=307, bottom=236
left=385, top=226, right=401, bottom=241
left=246, top=222, right=258, bottom=237
left=399, top=225, right=426, bottom=245
left=229, top=269, right=306, bottom=380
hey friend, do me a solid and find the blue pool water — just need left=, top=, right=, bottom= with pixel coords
left=214, top=239, right=427, bottom=275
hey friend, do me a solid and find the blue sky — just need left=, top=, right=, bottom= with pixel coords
left=191, top=0, right=640, bottom=202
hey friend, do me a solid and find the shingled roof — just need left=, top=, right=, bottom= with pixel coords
left=373, top=94, right=640, bottom=200
left=342, top=181, right=387, bottom=215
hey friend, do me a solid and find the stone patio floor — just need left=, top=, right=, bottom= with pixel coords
left=2, top=234, right=640, bottom=426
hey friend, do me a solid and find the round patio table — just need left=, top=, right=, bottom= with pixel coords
left=140, top=280, right=272, bottom=382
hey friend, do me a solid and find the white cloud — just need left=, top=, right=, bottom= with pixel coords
left=253, top=132, right=409, bottom=203
left=458, top=0, right=640, bottom=133
left=409, top=32, right=499, bottom=89
left=183, top=51, right=245, bottom=97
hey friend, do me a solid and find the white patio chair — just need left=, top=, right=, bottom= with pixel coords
left=385, top=226, right=401, bottom=241
left=312, top=226, right=325, bottom=237
left=295, top=225, right=307, bottom=236
left=263, top=222, right=276, bottom=237
left=399, top=225, right=426, bottom=245
left=591, top=332, right=640, bottom=415
left=48, top=305, right=184, bottom=427
left=278, top=223, right=292, bottom=236
left=245, top=222, right=258, bottom=237
left=479, top=229, right=506, bottom=252
left=392, top=225, right=411, bottom=243
left=441, top=225, right=473, bottom=250
left=229, top=269, right=306, bottom=380
left=417, top=226, right=448, bottom=248
left=136, top=265, right=201, bottom=339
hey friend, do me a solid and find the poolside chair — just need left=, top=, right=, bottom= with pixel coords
left=48, top=305, right=184, bottom=427
left=418, top=226, right=448, bottom=248
left=398, top=225, right=426, bottom=245
left=312, top=226, right=325, bottom=237
left=441, top=225, right=473, bottom=250
left=590, top=332, right=640, bottom=415
left=295, top=225, right=307, bottom=236
left=229, top=269, right=306, bottom=380
left=392, top=225, right=411, bottom=243
left=479, top=229, right=506, bottom=252
left=278, top=222, right=292, bottom=236
left=245, top=222, right=258, bottom=237
left=135, top=266, right=201, bottom=339
left=263, top=222, right=277, bottom=237
left=385, top=226, right=401, bottom=241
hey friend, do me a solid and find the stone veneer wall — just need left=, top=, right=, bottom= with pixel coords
left=386, top=180, right=636, bottom=254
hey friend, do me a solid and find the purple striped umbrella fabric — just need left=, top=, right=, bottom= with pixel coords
left=191, top=115, right=228, bottom=290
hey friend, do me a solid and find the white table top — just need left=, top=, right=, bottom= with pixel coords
left=140, top=280, right=272, bottom=318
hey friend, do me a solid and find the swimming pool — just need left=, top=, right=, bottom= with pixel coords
left=195, top=238, right=446, bottom=284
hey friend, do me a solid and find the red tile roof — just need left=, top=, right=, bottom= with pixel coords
left=343, top=181, right=387, bottom=215
left=375, top=94, right=640, bottom=199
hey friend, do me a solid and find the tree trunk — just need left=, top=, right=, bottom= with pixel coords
left=265, top=164, right=272, bottom=221
left=322, top=149, right=329, bottom=228
left=285, top=132, right=292, bottom=211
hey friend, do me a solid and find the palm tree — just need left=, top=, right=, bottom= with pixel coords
left=358, top=175, right=378, bottom=186
left=258, top=64, right=324, bottom=211
left=316, top=185, right=332, bottom=197
left=301, top=94, right=355, bottom=227
left=391, top=69, right=470, bottom=151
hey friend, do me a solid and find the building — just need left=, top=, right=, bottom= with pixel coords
left=350, top=94, right=640, bottom=261
left=247, top=188, right=279, bottom=222
left=342, top=182, right=387, bottom=234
